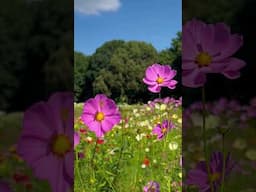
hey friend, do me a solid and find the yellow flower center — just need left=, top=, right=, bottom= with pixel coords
left=196, top=52, right=212, bottom=67
left=162, top=128, right=167, bottom=134
left=51, top=134, right=72, bottom=157
left=95, top=112, right=105, bottom=121
left=209, top=172, right=221, bottom=182
left=156, top=77, right=164, bottom=84
left=148, top=185, right=156, bottom=192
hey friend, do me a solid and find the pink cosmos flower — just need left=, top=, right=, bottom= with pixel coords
left=74, top=132, right=80, bottom=148
left=186, top=152, right=235, bottom=192
left=143, top=64, right=177, bottom=93
left=143, top=181, right=160, bottom=192
left=17, top=92, right=73, bottom=192
left=182, top=19, right=246, bottom=88
left=81, top=94, right=121, bottom=138
left=152, top=120, right=174, bottom=140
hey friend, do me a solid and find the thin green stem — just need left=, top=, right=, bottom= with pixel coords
left=201, top=86, right=214, bottom=192
left=75, top=151, right=86, bottom=190
left=221, top=133, right=226, bottom=192
left=169, top=177, right=172, bottom=192
left=113, top=120, right=125, bottom=188
left=91, top=141, right=98, bottom=168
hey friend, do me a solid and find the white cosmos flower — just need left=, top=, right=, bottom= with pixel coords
left=172, top=114, right=178, bottom=119
left=155, top=103, right=160, bottom=109
left=169, top=142, right=178, bottom=150
left=245, top=149, right=256, bottom=160
left=146, top=106, right=151, bottom=111
left=135, top=133, right=145, bottom=141
left=160, top=104, right=167, bottom=111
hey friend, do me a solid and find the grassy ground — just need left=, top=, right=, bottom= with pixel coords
left=74, top=102, right=182, bottom=192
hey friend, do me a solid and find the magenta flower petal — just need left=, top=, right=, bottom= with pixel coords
left=183, top=29, right=199, bottom=60
left=74, top=132, right=80, bottom=148
left=148, top=84, right=161, bottom=93
left=182, top=69, right=207, bottom=88
left=214, top=34, right=243, bottom=61
left=83, top=98, right=98, bottom=115
left=222, top=58, right=246, bottom=79
left=80, top=112, right=95, bottom=125
left=64, top=152, right=74, bottom=184
left=86, top=121, right=102, bottom=137
left=143, top=77, right=156, bottom=86
left=145, top=65, right=158, bottom=80
left=17, top=137, right=49, bottom=164
left=33, top=155, right=71, bottom=192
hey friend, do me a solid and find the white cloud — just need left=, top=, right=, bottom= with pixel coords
left=75, top=0, right=121, bottom=15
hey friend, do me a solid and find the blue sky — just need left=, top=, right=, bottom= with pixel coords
left=75, top=0, right=181, bottom=55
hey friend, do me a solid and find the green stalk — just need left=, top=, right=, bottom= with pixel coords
left=75, top=151, right=85, bottom=190
left=113, top=120, right=125, bottom=188
left=201, top=86, right=214, bottom=192
left=91, top=141, right=98, bottom=168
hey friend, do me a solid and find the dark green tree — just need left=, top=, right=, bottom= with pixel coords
left=84, top=40, right=158, bottom=103
left=0, top=0, right=73, bottom=111
left=74, top=52, right=89, bottom=101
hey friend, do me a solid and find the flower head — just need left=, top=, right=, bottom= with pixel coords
left=186, top=151, right=235, bottom=192
left=143, top=157, right=150, bottom=167
left=143, top=181, right=160, bottom=192
left=81, top=94, right=121, bottom=138
left=182, top=19, right=246, bottom=88
left=143, top=64, right=177, bottom=93
left=17, top=92, right=74, bottom=192
left=152, top=120, right=174, bottom=140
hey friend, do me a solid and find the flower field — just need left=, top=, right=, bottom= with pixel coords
left=74, top=97, right=182, bottom=192
left=183, top=98, right=256, bottom=192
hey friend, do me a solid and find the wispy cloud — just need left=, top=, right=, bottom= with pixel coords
left=75, top=0, right=121, bottom=15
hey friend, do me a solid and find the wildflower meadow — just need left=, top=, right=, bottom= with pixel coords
left=74, top=64, right=182, bottom=192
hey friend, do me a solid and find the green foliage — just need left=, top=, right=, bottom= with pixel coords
left=158, top=32, right=181, bottom=65
left=0, top=0, right=32, bottom=110
left=74, top=52, right=89, bottom=101
left=0, top=0, right=73, bottom=111
left=183, top=0, right=244, bottom=24
left=92, top=41, right=158, bottom=103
